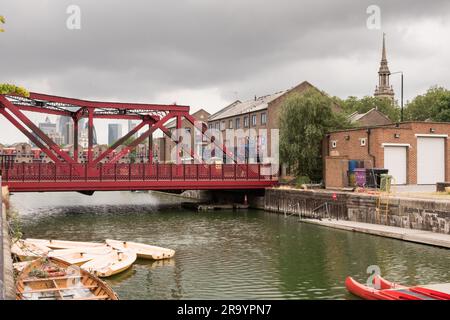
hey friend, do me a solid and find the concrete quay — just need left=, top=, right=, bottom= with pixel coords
left=302, top=219, right=450, bottom=249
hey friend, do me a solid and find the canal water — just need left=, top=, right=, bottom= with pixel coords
left=10, top=191, right=450, bottom=300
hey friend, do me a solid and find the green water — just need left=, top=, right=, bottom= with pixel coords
left=10, top=191, right=450, bottom=300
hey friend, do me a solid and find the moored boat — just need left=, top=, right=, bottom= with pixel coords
left=105, top=239, right=175, bottom=260
left=346, top=276, right=450, bottom=300
left=26, top=238, right=105, bottom=250
left=16, top=257, right=118, bottom=300
left=80, top=250, right=137, bottom=278
left=48, top=247, right=115, bottom=266
left=11, top=239, right=51, bottom=261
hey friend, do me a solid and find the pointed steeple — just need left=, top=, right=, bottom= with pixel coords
left=374, top=33, right=395, bottom=101
left=381, top=33, right=387, bottom=62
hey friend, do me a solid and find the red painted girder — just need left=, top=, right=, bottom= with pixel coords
left=13, top=104, right=74, bottom=117
left=92, top=120, right=150, bottom=165
left=184, top=113, right=237, bottom=163
left=4, top=180, right=277, bottom=193
left=27, top=92, right=190, bottom=112
left=0, top=108, right=61, bottom=163
left=108, top=112, right=180, bottom=164
left=0, top=96, right=76, bottom=164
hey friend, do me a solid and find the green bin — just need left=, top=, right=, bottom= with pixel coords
left=380, top=174, right=393, bottom=192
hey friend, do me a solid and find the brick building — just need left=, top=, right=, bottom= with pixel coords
left=348, top=108, right=392, bottom=127
left=155, top=109, right=210, bottom=163
left=208, top=81, right=341, bottom=174
left=324, top=122, right=450, bottom=188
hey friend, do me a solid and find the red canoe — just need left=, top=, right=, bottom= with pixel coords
left=345, top=276, right=450, bottom=300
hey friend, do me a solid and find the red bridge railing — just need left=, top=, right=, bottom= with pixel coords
left=0, top=163, right=277, bottom=183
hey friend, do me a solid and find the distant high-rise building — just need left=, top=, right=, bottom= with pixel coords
left=108, top=124, right=122, bottom=146
left=31, top=116, right=63, bottom=147
left=374, top=33, right=395, bottom=102
left=57, top=116, right=72, bottom=145
left=39, top=117, right=56, bottom=136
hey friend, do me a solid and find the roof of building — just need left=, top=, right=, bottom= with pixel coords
left=165, top=108, right=211, bottom=128
left=208, top=81, right=339, bottom=122
left=208, top=91, right=288, bottom=122
left=348, top=108, right=392, bottom=124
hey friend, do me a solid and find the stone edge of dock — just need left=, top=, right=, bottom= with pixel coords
left=1, top=185, right=15, bottom=300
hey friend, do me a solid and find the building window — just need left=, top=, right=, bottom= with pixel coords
left=208, top=124, right=213, bottom=130
left=235, top=118, right=241, bottom=129
left=244, top=116, right=249, bottom=128
left=220, top=121, right=226, bottom=131
left=215, top=122, right=219, bottom=130
left=252, top=115, right=257, bottom=127
left=261, top=113, right=267, bottom=125
left=229, top=120, right=233, bottom=129
left=332, top=140, right=337, bottom=149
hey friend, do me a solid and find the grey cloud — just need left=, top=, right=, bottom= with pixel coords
left=0, top=0, right=449, bottom=114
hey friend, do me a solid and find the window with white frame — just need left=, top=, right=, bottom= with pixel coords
left=252, top=115, right=257, bottom=126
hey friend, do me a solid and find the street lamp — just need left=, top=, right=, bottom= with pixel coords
left=391, top=71, right=404, bottom=122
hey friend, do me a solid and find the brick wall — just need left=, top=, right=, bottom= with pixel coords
left=326, top=122, right=450, bottom=185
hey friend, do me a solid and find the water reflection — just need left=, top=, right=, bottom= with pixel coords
left=10, top=191, right=450, bottom=300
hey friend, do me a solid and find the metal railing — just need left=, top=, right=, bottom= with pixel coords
left=282, top=199, right=347, bottom=221
left=0, top=163, right=277, bottom=183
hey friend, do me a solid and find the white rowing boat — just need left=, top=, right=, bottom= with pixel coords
left=80, top=250, right=137, bottom=278
left=48, top=247, right=115, bottom=266
left=105, top=239, right=175, bottom=260
left=11, top=240, right=51, bottom=261
left=26, top=239, right=105, bottom=250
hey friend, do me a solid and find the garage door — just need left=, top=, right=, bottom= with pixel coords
left=384, top=146, right=407, bottom=185
left=417, top=137, right=445, bottom=185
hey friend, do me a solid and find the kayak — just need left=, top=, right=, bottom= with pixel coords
left=346, top=276, right=450, bottom=300
left=105, top=239, right=175, bottom=260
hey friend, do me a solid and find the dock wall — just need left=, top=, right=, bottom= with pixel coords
left=1, top=185, right=15, bottom=300
left=265, top=188, right=450, bottom=235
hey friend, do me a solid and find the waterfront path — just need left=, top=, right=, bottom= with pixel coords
left=303, top=219, right=450, bottom=249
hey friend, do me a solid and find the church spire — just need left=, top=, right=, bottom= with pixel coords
left=374, top=33, right=395, bottom=101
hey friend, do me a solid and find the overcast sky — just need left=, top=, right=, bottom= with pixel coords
left=1, top=0, right=450, bottom=144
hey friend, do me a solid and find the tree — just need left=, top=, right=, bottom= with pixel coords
left=404, top=86, right=450, bottom=122
left=0, top=15, right=5, bottom=32
left=336, top=96, right=400, bottom=122
left=0, top=83, right=30, bottom=97
left=280, top=89, right=351, bottom=181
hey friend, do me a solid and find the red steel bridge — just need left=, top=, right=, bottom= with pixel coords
left=0, top=93, right=278, bottom=193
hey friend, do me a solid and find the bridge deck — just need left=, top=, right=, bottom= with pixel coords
left=1, top=163, right=278, bottom=192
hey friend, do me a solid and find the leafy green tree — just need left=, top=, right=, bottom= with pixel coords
left=404, top=86, right=450, bottom=121
left=280, top=89, right=351, bottom=181
left=0, top=83, right=30, bottom=97
left=336, top=96, right=400, bottom=122
left=0, top=15, right=5, bottom=32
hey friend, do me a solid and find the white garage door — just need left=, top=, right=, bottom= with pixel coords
left=384, top=146, right=407, bottom=185
left=417, top=137, right=445, bottom=185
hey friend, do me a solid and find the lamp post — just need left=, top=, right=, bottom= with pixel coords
left=392, top=71, right=404, bottom=122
